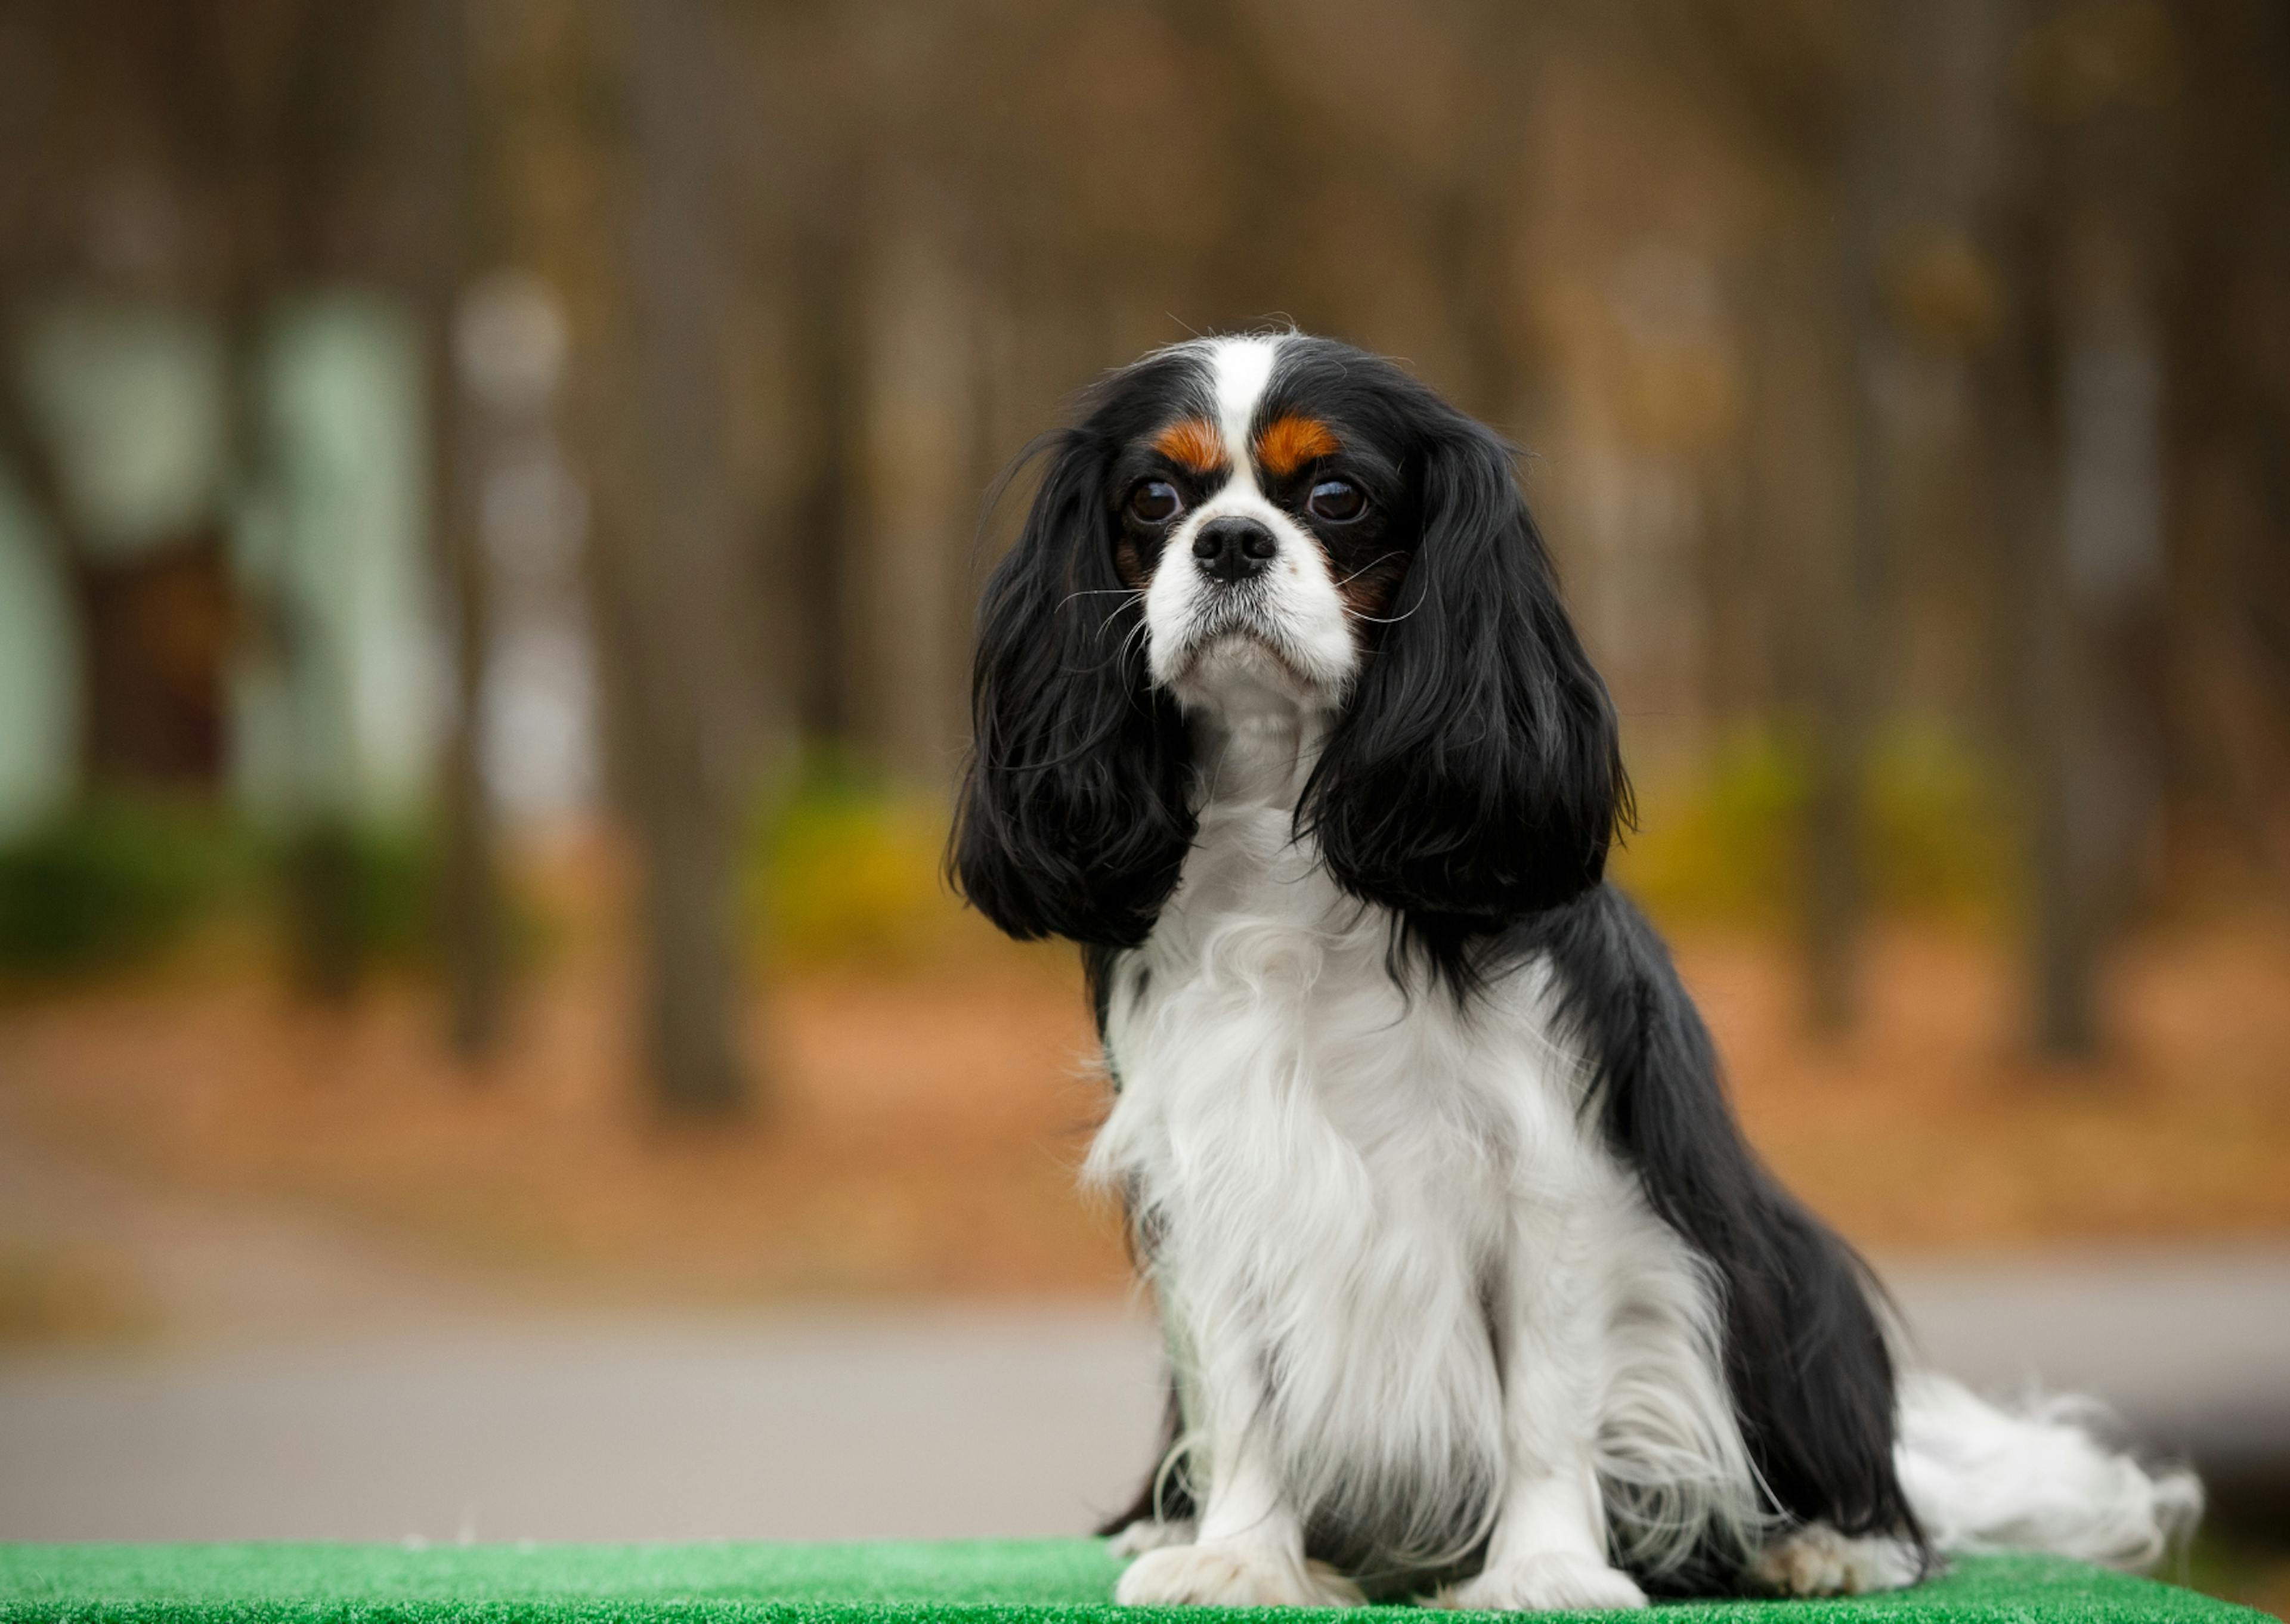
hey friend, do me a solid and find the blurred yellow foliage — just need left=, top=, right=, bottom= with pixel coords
left=1617, top=720, right=2016, bottom=932
left=743, top=762, right=980, bottom=971
left=745, top=726, right=2019, bottom=972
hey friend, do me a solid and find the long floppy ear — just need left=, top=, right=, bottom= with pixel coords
left=1304, top=419, right=1628, bottom=931
left=952, top=431, right=1194, bottom=947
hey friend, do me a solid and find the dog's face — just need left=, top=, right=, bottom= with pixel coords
left=955, top=333, right=1627, bottom=954
left=1105, top=336, right=1415, bottom=713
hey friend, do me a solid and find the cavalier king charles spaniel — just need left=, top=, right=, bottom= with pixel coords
left=953, top=333, right=2199, bottom=1610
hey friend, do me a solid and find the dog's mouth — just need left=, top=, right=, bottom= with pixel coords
left=1147, top=564, right=1358, bottom=710
left=1159, top=616, right=1323, bottom=705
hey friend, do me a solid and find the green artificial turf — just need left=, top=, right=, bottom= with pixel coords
left=0, top=1540, right=2269, bottom=1624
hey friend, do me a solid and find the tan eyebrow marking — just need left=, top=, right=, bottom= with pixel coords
left=1150, top=417, right=1226, bottom=475
left=1255, top=414, right=1340, bottom=478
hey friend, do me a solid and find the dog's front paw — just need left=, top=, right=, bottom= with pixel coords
left=1433, top=1554, right=1647, bottom=1613
left=1116, top=1542, right=1365, bottom=1608
left=1751, top=1524, right=1923, bottom=1597
left=1107, top=1516, right=1197, bottom=1558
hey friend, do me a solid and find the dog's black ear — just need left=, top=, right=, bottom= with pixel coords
left=1304, top=418, right=1627, bottom=929
left=952, top=430, right=1194, bottom=947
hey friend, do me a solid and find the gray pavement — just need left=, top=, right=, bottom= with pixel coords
left=3, top=1251, right=2285, bottom=1543
left=0, top=1307, right=1167, bottom=1542
left=1887, top=1248, right=2290, bottom=1473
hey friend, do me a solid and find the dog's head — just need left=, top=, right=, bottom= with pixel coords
left=954, top=333, right=1628, bottom=952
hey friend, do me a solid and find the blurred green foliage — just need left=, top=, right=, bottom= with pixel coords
left=275, top=819, right=442, bottom=997
left=269, top=816, right=552, bottom=999
left=0, top=794, right=534, bottom=990
left=1616, top=719, right=2016, bottom=931
left=0, top=726, right=2019, bottom=986
left=0, top=796, right=243, bottom=978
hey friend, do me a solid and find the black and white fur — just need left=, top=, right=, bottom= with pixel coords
left=954, top=333, right=2201, bottom=1609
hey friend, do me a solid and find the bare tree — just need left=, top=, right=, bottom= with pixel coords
left=2015, top=1, right=2174, bottom=1058
left=405, top=0, right=507, bottom=1059
left=1686, top=0, right=1887, bottom=1032
left=595, top=0, right=754, bottom=1118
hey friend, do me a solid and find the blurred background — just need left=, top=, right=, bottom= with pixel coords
left=0, top=0, right=2285, bottom=1611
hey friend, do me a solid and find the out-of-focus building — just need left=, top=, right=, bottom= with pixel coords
left=1, top=281, right=601, bottom=839
left=0, top=299, right=435, bottom=835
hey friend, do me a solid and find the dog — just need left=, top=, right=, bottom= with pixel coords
left=952, top=332, right=2201, bottom=1609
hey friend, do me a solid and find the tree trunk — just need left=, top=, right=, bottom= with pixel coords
left=2029, top=218, right=2165, bottom=1059
left=786, top=208, right=865, bottom=747
left=609, top=0, right=753, bottom=1120
left=855, top=199, right=973, bottom=788
left=1751, top=201, right=1868, bottom=1036
left=416, top=0, right=506, bottom=1060
left=2018, top=3, right=2171, bottom=1061
left=1802, top=200, right=1880, bottom=1036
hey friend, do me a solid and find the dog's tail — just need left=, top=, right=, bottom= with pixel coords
left=1893, top=1371, right=2202, bottom=1570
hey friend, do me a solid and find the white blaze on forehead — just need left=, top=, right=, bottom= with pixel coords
left=1143, top=332, right=1358, bottom=708
left=1206, top=336, right=1282, bottom=491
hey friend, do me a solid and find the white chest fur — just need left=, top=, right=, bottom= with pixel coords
left=1085, top=696, right=1648, bottom=1568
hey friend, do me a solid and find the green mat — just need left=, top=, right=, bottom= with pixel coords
left=0, top=1540, right=2267, bottom=1623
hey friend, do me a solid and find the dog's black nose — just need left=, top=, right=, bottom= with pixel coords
left=1192, top=517, right=1278, bottom=582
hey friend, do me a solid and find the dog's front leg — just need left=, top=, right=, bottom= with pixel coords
left=1439, top=1235, right=1648, bottom=1613
left=1114, top=1351, right=1364, bottom=1608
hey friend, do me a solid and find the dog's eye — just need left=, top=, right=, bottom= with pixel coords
left=1306, top=479, right=1366, bottom=523
left=1128, top=481, right=1183, bottom=524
